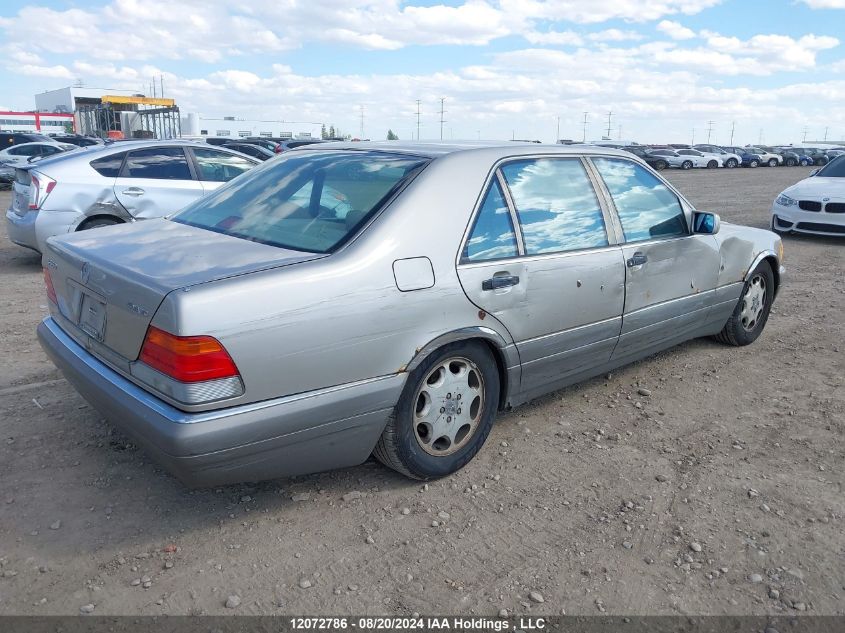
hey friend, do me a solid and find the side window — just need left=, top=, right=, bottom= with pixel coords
left=90, top=152, right=127, bottom=178
left=192, top=147, right=255, bottom=182
left=593, top=157, right=688, bottom=242
left=462, top=180, right=519, bottom=262
left=122, top=147, right=192, bottom=180
left=500, top=158, right=608, bottom=255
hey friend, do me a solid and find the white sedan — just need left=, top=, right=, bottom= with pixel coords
left=0, top=141, right=77, bottom=167
left=771, top=156, right=845, bottom=236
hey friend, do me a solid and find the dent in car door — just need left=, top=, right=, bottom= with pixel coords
left=457, top=159, right=625, bottom=400
left=590, top=157, right=720, bottom=361
left=113, top=146, right=204, bottom=219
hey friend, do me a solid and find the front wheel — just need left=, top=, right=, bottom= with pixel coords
left=714, top=261, right=774, bottom=347
left=654, top=160, right=668, bottom=171
left=748, top=159, right=759, bottom=168
left=707, top=160, right=718, bottom=169
left=373, top=340, right=500, bottom=480
left=768, top=158, right=778, bottom=167
left=725, top=158, right=738, bottom=168
left=785, top=158, right=797, bottom=167
left=681, top=160, right=693, bottom=170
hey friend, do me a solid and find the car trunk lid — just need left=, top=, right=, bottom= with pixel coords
left=44, top=218, right=326, bottom=361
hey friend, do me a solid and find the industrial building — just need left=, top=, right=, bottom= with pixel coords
left=0, top=110, right=75, bottom=133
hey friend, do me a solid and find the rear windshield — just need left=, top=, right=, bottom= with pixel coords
left=173, top=151, right=428, bottom=253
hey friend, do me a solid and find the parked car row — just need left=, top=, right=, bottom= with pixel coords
left=205, top=136, right=326, bottom=158
left=616, top=143, right=843, bottom=171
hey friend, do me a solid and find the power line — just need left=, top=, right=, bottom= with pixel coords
left=439, top=98, right=447, bottom=141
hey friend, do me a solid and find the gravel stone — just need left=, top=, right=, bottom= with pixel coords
left=528, top=591, right=545, bottom=603
left=342, top=491, right=362, bottom=502
left=689, top=542, right=702, bottom=553
left=749, top=573, right=764, bottom=583
left=79, top=604, right=95, bottom=614
left=299, top=579, right=312, bottom=589
left=225, top=595, right=241, bottom=609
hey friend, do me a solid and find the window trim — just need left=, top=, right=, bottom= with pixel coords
left=586, top=155, right=692, bottom=244
left=118, top=145, right=197, bottom=181
left=457, top=155, right=621, bottom=266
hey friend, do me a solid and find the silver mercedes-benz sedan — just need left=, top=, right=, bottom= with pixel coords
left=37, top=142, right=785, bottom=486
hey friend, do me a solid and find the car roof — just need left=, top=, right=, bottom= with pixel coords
left=294, top=140, right=634, bottom=160
left=3, top=140, right=67, bottom=149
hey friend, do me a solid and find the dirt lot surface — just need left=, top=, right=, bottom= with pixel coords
left=0, top=167, right=842, bottom=617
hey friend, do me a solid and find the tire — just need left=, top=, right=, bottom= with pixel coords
left=768, top=158, right=778, bottom=167
left=748, top=160, right=759, bottom=168
left=707, top=160, right=718, bottom=169
left=654, top=160, right=668, bottom=171
left=78, top=217, right=122, bottom=231
left=801, top=159, right=811, bottom=167
left=815, top=157, right=829, bottom=166
left=681, top=160, right=693, bottom=170
left=373, top=340, right=500, bottom=480
left=725, top=159, right=738, bottom=169
left=714, top=260, right=774, bottom=347
left=785, top=158, right=797, bottom=167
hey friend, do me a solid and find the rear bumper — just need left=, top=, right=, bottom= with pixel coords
left=5, top=208, right=39, bottom=252
left=38, top=317, right=403, bottom=487
left=6, top=208, right=83, bottom=253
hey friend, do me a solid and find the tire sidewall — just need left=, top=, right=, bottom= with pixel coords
left=682, top=161, right=693, bottom=170
left=730, top=262, right=775, bottom=345
left=393, top=341, right=499, bottom=479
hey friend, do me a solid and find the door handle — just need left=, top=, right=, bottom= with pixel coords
left=626, top=252, right=648, bottom=267
left=482, top=275, right=520, bottom=291
left=121, top=187, right=145, bottom=196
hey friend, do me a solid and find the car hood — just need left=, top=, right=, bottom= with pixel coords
left=783, top=177, right=845, bottom=199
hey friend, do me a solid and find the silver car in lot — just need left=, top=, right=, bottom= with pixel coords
left=6, top=139, right=258, bottom=253
left=37, top=142, right=785, bottom=486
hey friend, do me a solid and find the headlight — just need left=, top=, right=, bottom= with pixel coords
left=775, top=194, right=796, bottom=207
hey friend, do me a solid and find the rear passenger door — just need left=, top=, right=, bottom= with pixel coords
left=113, top=146, right=203, bottom=218
left=457, top=157, right=626, bottom=398
left=589, top=157, right=720, bottom=361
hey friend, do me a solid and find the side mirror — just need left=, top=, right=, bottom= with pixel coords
left=693, top=211, right=720, bottom=235
left=809, top=168, right=819, bottom=177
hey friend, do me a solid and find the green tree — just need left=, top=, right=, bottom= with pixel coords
left=386, top=129, right=399, bottom=140
left=320, top=124, right=327, bottom=139
left=328, top=125, right=336, bottom=139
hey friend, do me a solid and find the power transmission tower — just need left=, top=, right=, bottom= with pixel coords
left=359, top=105, right=365, bottom=138
left=706, top=120, right=714, bottom=144
left=729, top=121, right=735, bottom=145
left=691, top=128, right=695, bottom=145
left=439, top=98, right=447, bottom=141
left=758, top=129, right=763, bottom=145
left=415, top=100, right=421, bottom=140
left=556, top=116, right=560, bottom=143
left=582, top=112, right=589, bottom=142
left=824, top=126, right=829, bottom=141
left=605, top=111, right=613, bottom=139
left=802, top=127, right=809, bottom=143
left=618, top=124, right=622, bottom=141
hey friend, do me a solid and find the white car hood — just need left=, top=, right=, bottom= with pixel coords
left=783, top=177, right=845, bottom=200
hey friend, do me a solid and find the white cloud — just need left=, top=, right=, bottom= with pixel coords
left=588, top=29, right=644, bottom=42
left=523, top=30, right=583, bottom=46
left=499, top=0, right=724, bottom=24
left=798, top=0, right=845, bottom=8
left=656, top=20, right=696, bottom=40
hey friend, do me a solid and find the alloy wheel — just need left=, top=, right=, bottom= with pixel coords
left=412, top=357, right=485, bottom=456
left=740, top=274, right=767, bottom=332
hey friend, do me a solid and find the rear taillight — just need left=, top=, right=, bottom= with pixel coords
left=139, top=326, right=239, bottom=383
left=29, top=173, right=56, bottom=210
left=274, top=144, right=282, bottom=154
left=43, top=268, right=57, bottom=304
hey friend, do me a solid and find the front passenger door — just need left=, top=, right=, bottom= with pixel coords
left=590, top=157, right=720, bottom=362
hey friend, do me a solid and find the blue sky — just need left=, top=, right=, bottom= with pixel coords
left=1, top=0, right=843, bottom=143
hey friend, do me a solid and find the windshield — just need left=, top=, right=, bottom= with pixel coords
left=816, top=155, right=845, bottom=177
left=173, top=150, right=429, bottom=253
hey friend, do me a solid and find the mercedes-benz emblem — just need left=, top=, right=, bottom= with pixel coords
left=80, top=262, right=91, bottom=285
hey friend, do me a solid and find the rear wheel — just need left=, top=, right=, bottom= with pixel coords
left=714, top=261, right=774, bottom=347
left=748, top=159, right=759, bottom=168
left=768, top=158, right=778, bottom=167
left=815, top=157, right=829, bottom=166
left=77, top=217, right=122, bottom=231
left=681, top=160, right=693, bottom=170
left=707, top=160, right=718, bottom=169
left=654, top=160, right=668, bottom=171
left=373, top=341, right=500, bottom=480
left=725, top=158, right=738, bottom=168
left=785, top=158, right=797, bottom=167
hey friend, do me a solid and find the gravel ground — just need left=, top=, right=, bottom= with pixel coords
left=0, top=166, right=842, bottom=616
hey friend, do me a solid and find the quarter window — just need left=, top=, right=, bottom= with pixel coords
left=500, top=158, right=608, bottom=255
left=90, top=152, right=127, bottom=178
left=191, top=147, right=255, bottom=182
left=593, top=157, right=688, bottom=242
left=463, top=180, right=519, bottom=262
left=122, top=147, right=192, bottom=180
